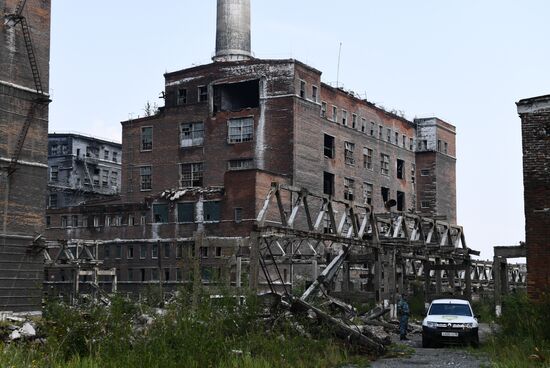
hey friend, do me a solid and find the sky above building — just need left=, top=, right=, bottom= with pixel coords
left=48, top=1, right=550, bottom=260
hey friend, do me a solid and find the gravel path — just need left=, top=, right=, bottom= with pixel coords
left=368, top=323, right=493, bottom=368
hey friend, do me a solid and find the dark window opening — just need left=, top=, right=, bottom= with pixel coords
left=397, top=159, right=405, bottom=179
left=164, top=268, right=170, bottom=281
left=381, top=187, right=390, bottom=204
left=177, top=202, right=194, bottom=223
left=324, top=134, right=335, bottom=158
left=397, top=191, right=405, bottom=211
left=234, top=208, right=243, bottom=223
left=153, top=204, right=169, bottom=223
left=213, top=80, right=259, bottom=113
left=141, top=269, right=146, bottom=281
left=204, top=201, right=221, bottom=222
left=300, top=80, right=306, bottom=98
left=164, top=243, right=170, bottom=258
left=177, top=88, right=187, bottom=105
left=323, top=172, right=334, bottom=196
left=198, top=86, right=208, bottom=102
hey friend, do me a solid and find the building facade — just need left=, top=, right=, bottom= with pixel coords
left=44, top=0, right=457, bottom=298
left=0, top=0, right=51, bottom=312
left=517, top=95, right=550, bottom=299
left=47, top=133, right=122, bottom=210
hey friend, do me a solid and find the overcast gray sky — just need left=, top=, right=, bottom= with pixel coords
left=48, top=1, right=550, bottom=259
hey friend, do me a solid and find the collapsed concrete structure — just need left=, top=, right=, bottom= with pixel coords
left=0, top=0, right=51, bottom=313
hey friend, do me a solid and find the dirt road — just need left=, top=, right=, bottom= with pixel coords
left=369, top=323, right=493, bottom=368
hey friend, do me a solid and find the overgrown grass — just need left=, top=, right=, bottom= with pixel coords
left=0, top=289, right=373, bottom=368
left=481, top=291, right=550, bottom=367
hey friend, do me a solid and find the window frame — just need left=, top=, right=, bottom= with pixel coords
left=141, top=126, right=153, bottom=151
left=227, top=117, right=254, bottom=144
left=140, top=165, right=152, bottom=191
left=180, top=162, right=204, bottom=188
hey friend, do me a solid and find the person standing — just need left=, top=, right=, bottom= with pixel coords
left=398, top=293, right=410, bottom=340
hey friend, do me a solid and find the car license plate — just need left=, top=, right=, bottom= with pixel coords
left=442, top=332, right=459, bottom=337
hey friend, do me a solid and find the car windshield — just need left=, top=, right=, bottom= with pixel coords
left=429, top=303, right=472, bottom=316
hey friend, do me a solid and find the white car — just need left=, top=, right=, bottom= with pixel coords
left=421, top=298, right=479, bottom=348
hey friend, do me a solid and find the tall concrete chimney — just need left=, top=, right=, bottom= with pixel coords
left=213, top=0, right=252, bottom=62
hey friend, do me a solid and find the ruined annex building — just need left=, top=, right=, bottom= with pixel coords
left=0, top=0, right=51, bottom=313
left=45, top=0, right=459, bottom=299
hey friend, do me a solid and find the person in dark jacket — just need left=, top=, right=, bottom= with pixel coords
left=397, top=293, right=410, bottom=340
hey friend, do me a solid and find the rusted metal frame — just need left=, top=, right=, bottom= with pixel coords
left=260, top=237, right=289, bottom=295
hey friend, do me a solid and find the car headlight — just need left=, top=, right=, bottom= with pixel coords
left=426, top=321, right=437, bottom=328
left=464, top=323, right=473, bottom=329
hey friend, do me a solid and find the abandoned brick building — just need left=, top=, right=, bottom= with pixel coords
left=44, top=0, right=457, bottom=297
left=0, top=0, right=51, bottom=312
left=47, top=133, right=122, bottom=209
left=517, top=95, right=550, bottom=299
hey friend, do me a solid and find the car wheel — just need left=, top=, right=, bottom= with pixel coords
left=471, top=333, right=479, bottom=348
left=422, top=337, right=431, bottom=348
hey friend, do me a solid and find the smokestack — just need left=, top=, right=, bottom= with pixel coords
left=213, top=0, right=252, bottom=62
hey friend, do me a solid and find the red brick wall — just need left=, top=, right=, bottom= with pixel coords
left=519, top=106, right=550, bottom=299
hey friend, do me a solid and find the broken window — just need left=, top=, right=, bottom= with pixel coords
left=421, top=201, right=431, bottom=209
left=421, top=169, right=430, bottom=176
left=363, top=147, right=373, bottom=170
left=204, top=201, right=221, bottom=222
left=312, top=85, right=318, bottom=102
left=102, top=169, right=109, bottom=187
left=363, top=182, right=373, bottom=205
left=321, top=101, right=327, bottom=117
left=180, top=122, right=204, bottom=147
left=46, top=216, right=51, bottom=228
left=93, top=216, right=99, bottom=227
left=344, top=177, right=355, bottom=201
left=180, top=163, right=203, bottom=187
left=50, top=144, right=59, bottom=156
left=50, top=166, right=58, bottom=182
left=386, top=128, right=391, bottom=142
left=71, top=215, right=78, bottom=227
left=140, top=166, right=152, bottom=191
left=140, top=244, right=147, bottom=259
left=370, top=122, right=375, bottom=136
left=402, top=135, right=406, bottom=148
left=299, top=80, right=306, bottom=98
left=324, top=134, right=335, bottom=158
left=323, top=172, right=334, bottom=196
left=153, top=204, right=169, bottom=223
left=127, top=245, right=134, bottom=259
left=176, top=243, right=183, bottom=259
left=234, top=208, right=243, bottom=223
left=379, top=125, right=383, bottom=139
left=380, top=154, right=390, bottom=175
left=213, top=80, right=259, bottom=112
left=177, top=88, right=187, bottom=105
left=344, top=141, right=355, bottom=165
left=198, top=86, right=208, bottom=102
left=141, top=127, right=152, bottom=151
left=200, top=246, right=209, bottom=258
left=342, top=110, right=348, bottom=126
left=361, top=118, right=367, bottom=133
left=397, top=159, right=405, bottom=179
left=397, top=191, right=405, bottom=211
left=140, top=269, right=146, bottom=281
left=164, top=268, right=170, bottom=281
left=48, top=194, right=57, bottom=208
left=152, top=244, right=159, bottom=259
left=177, top=202, right=194, bottom=223
left=381, top=187, right=390, bottom=204
left=437, top=139, right=442, bottom=152
left=352, top=114, right=358, bottom=129
left=395, top=132, right=399, bottom=145
left=332, top=106, right=338, bottom=122
left=61, top=216, right=67, bottom=228
left=216, top=247, right=222, bottom=257
left=228, top=159, right=253, bottom=170
left=444, top=142, right=448, bottom=154
left=228, top=117, right=254, bottom=143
